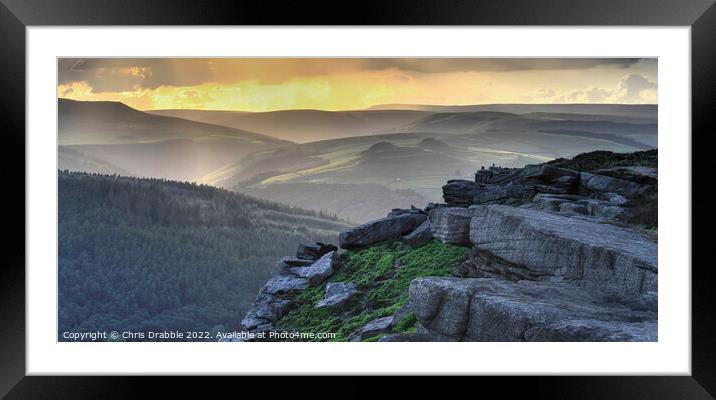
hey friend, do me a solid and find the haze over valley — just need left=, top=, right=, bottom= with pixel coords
left=60, top=99, right=656, bottom=222
left=59, top=98, right=288, bottom=181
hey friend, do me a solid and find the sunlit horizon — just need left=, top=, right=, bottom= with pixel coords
left=58, top=96, right=658, bottom=114
left=58, top=58, right=658, bottom=113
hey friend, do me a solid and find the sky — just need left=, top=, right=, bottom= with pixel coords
left=57, top=58, right=658, bottom=112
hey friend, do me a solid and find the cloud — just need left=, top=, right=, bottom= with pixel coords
left=58, top=58, right=218, bottom=92
left=359, top=58, right=641, bottom=74
left=548, top=73, right=657, bottom=104
left=535, top=88, right=556, bottom=98
left=615, top=73, right=658, bottom=103
left=58, top=58, right=651, bottom=93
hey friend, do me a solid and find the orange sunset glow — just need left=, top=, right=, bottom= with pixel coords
left=58, top=58, right=657, bottom=112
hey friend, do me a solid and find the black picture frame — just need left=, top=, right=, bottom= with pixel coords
left=2, top=0, right=713, bottom=397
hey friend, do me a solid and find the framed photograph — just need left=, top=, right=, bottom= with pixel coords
left=4, top=0, right=714, bottom=396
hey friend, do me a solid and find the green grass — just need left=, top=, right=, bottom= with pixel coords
left=393, top=312, right=418, bottom=333
left=274, top=240, right=467, bottom=341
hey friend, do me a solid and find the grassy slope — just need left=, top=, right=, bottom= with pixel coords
left=274, top=240, right=467, bottom=341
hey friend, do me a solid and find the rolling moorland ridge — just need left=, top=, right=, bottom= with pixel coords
left=60, top=100, right=657, bottom=224
left=236, top=150, right=658, bottom=342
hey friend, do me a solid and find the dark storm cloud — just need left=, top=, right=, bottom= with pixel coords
left=58, top=58, right=652, bottom=93
left=59, top=58, right=355, bottom=92
left=58, top=58, right=219, bottom=92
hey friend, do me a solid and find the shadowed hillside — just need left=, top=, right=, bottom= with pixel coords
left=58, top=99, right=291, bottom=181
left=59, top=98, right=278, bottom=145
left=58, top=171, right=349, bottom=340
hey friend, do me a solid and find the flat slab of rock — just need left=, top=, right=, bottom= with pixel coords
left=428, top=207, right=472, bottom=245
left=315, top=282, right=358, bottom=309
left=348, top=316, right=394, bottom=342
left=262, top=274, right=309, bottom=295
left=410, top=277, right=657, bottom=342
left=339, top=213, right=427, bottom=249
left=469, top=204, right=657, bottom=301
left=289, top=251, right=338, bottom=286
left=401, top=220, right=433, bottom=247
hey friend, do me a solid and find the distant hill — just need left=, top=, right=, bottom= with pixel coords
left=58, top=171, right=349, bottom=340
left=200, top=124, right=651, bottom=215
left=148, top=108, right=431, bottom=143
left=404, top=111, right=657, bottom=149
left=369, top=103, right=658, bottom=119
left=58, top=99, right=291, bottom=181
left=59, top=98, right=279, bottom=145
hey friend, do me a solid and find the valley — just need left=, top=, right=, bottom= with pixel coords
left=59, top=99, right=657, bottom=223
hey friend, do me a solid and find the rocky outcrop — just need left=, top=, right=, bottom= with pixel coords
left=530, top=193, right=627, bottom=219
left=445, top=157, right=655, bottom=225
left=469, top=204, right=657, bottom=302
left=513, top=164, right=581, bottom=195
left=579, top=172, right=645, bottom=198
left=529, top=193, right=584, bottom=211
left=410, top=277, right=657, bottom=342
left=242, top=293, right=296, bottom=325
left=469, top=164, right=580, bottom=206
left=242, top=243, right=341, bottom=330
left=455, top=248, right=538, bottom=281
left=240, top=151, right=658, bottom=343
left=472, top=184, right=525, bottom=205
left=401, top=220, right=433, bottom=247
left=475, top=165, right=522, bottom=184
left=428, top=207, right=472, bottom=245
left=442, top=180, right=478, bottom=207
left=315, top=282, right=358, bottom=309
left=339, top=213, right=427, bottom=249
left=289, top=251, right=337, bottom=286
